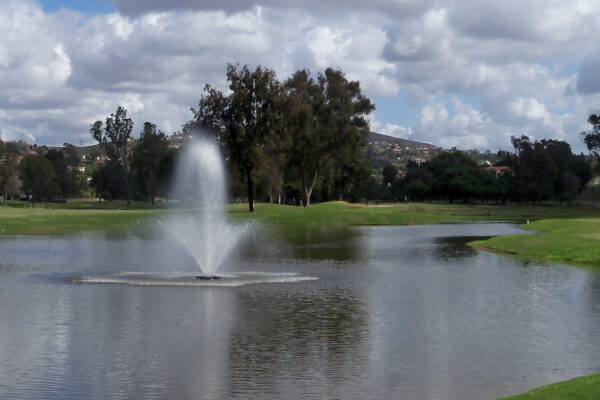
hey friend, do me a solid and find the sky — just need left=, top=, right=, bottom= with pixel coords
left=1, top=0, right=600, bottom=151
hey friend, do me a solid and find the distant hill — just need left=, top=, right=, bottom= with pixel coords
left=369, top=132, right=438, bottom=150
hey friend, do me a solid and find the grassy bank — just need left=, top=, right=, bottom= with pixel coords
left=497, top=373, right=600, bottom=399
left=228, top=201, right=600, bottom=226
left=2, top=200, right=600, bottom=236
left=470, top=217, right=600, bottom=267
left=0, top=205, right=159, bottom=235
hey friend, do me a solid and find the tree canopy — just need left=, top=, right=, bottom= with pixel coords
left=91, top=106, right=135, bottom=203
left=193, top=64, right=283, bottom=212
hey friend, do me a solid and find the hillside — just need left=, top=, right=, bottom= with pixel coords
left=369, top=131, right=439, bottom=150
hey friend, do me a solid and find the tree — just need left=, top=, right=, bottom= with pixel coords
left=0, top=139, right=5, bottom=155
left=426, top=151, right=490, bottom=203
left=44, top=149, right=80, bottom=199
left=90, top=106, right=134, bottom=203
left=282, top=70, right=324, bottom=207
left=0, top=153, right=21, bottom=201
left=382, top=164, right=398, bottom=186
left=19, top=155, right=59, bottom=202
left=283, top=68, right=374, bottom=207
left=193, top=64, right=283, bottom=212
left=510, top=137, right=556, bottom=203
left=90, top=162, right=128, bottom=201
left=132, top=122, right=169, bottom=205
left=581, top=114, right=600, bottom=157
left=62, top=143, right=80, bottom=165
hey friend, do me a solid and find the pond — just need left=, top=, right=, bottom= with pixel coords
left=1, top=223, right=600, bottom=399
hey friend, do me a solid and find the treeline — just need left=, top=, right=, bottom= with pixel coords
left=87, top=64, right=375, bottom=210
left=191, top=64, right=374, bottom=211
left=2, top=63, right=599, bottom=208
left=378, top=136, right=592, bottom=204
left=0, top=147, right=86, bottom=202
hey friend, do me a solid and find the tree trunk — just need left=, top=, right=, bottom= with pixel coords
left=278, top=192, right=281, bottom=204
left=246, top=168, right=255, bottom=212
left=301, top=173, right=307, bottom=207
left=124, top=175, right=132, bottom=205
left=146, top=181, right=152, bottom=205
left=303, top=169, right=318, bottom=208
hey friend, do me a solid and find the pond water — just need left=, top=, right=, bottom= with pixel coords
left=1, top=223, right=600, bottom=399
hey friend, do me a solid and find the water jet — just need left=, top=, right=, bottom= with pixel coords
left=166, top=139, right=249, bottom=276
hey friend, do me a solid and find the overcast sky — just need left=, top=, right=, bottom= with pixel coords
left=1, top=0, right=599, bottom=151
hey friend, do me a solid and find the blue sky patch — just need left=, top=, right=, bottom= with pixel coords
left=38, top=0, right=114, bottom=14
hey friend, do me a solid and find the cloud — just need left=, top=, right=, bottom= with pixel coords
left=113, top=0, right=434, bottom=19
left=577, top=50, right=600, bottom=94
left=0, top=0, right=599, bottom=151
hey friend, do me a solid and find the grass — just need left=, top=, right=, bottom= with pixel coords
left=229, top=201, right=600, bottom=227
left=497, top=373, right=600, bottom=399
left=0, top=205, right=159, bottom=235
left=470, top=217, right=600, bottom=267
left=2, top=200, right=600, bottom=236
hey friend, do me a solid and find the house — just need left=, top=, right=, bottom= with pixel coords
left=487, top=166, right=511, bottom=178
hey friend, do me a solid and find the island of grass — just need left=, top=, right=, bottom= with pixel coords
left=470, top=217, right=600, bottom=267
left=497, top=372, right=600, bottom=399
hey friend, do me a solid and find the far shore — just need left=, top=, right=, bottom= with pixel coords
left=2, top=200, right=600, bottom=268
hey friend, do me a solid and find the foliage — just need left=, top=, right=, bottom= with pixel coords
left=193, top=64, right=283, bottom=212
left=131, top=122, right=171, bottom=205
left=393, top=137, right=592, bottom=204
left=382, top=164, right=398, bottom=185
left=90, top=106, right=135, bottom=203
left=283, top=68, right=374, bottom=207
left=90, top=161, right=128, bottom=201
left=581, top=114, right=600, bottom=157
left=19, top=155, right=60, bottom=202
left=0, top=153, right=21, bottom=200
left=44, top=149, right=81, bottom=199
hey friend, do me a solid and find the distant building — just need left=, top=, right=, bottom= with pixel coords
left=487, top=166, right=511, bottom=178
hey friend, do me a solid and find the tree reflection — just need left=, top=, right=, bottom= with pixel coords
left=227, top=288, right=367, bottom=397
left=432, top=236, right=483, bottom=262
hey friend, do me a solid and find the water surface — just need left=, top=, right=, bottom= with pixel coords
left=1, top=223, right=599, bottom=399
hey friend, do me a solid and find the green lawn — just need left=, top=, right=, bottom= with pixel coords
left=0, top=205, right=159, bottom=235
left=497, top=373, right=600, bottom=399
left=229, top=201, right=600, bottom=226
left=2, top=200, right=600, bottom=236
left=470, top=217, right=600, bottom=267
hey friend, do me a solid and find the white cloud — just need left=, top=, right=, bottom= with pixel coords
left=0, top=0, right=598, bottom=151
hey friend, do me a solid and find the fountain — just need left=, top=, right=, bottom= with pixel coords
left=166, top=139, right=247, bottom=278
left=73, top=138, right=317, bottom=287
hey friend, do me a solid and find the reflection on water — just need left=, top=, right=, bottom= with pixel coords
left=433, top=236, right=485, bottom=261
left=228, top=289, right=367, bottom=398
left=1, top=223, right=600, bottom=399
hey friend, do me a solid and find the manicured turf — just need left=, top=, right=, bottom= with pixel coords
left=470, top=217, right=600, bottom=267
left=497, top=373, right=600, bottom=399
left=0, top=205, right=159, bottom=235
left=2, top=200, right=600, bottom=236
left=229, top=201, right=600, bottom=226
